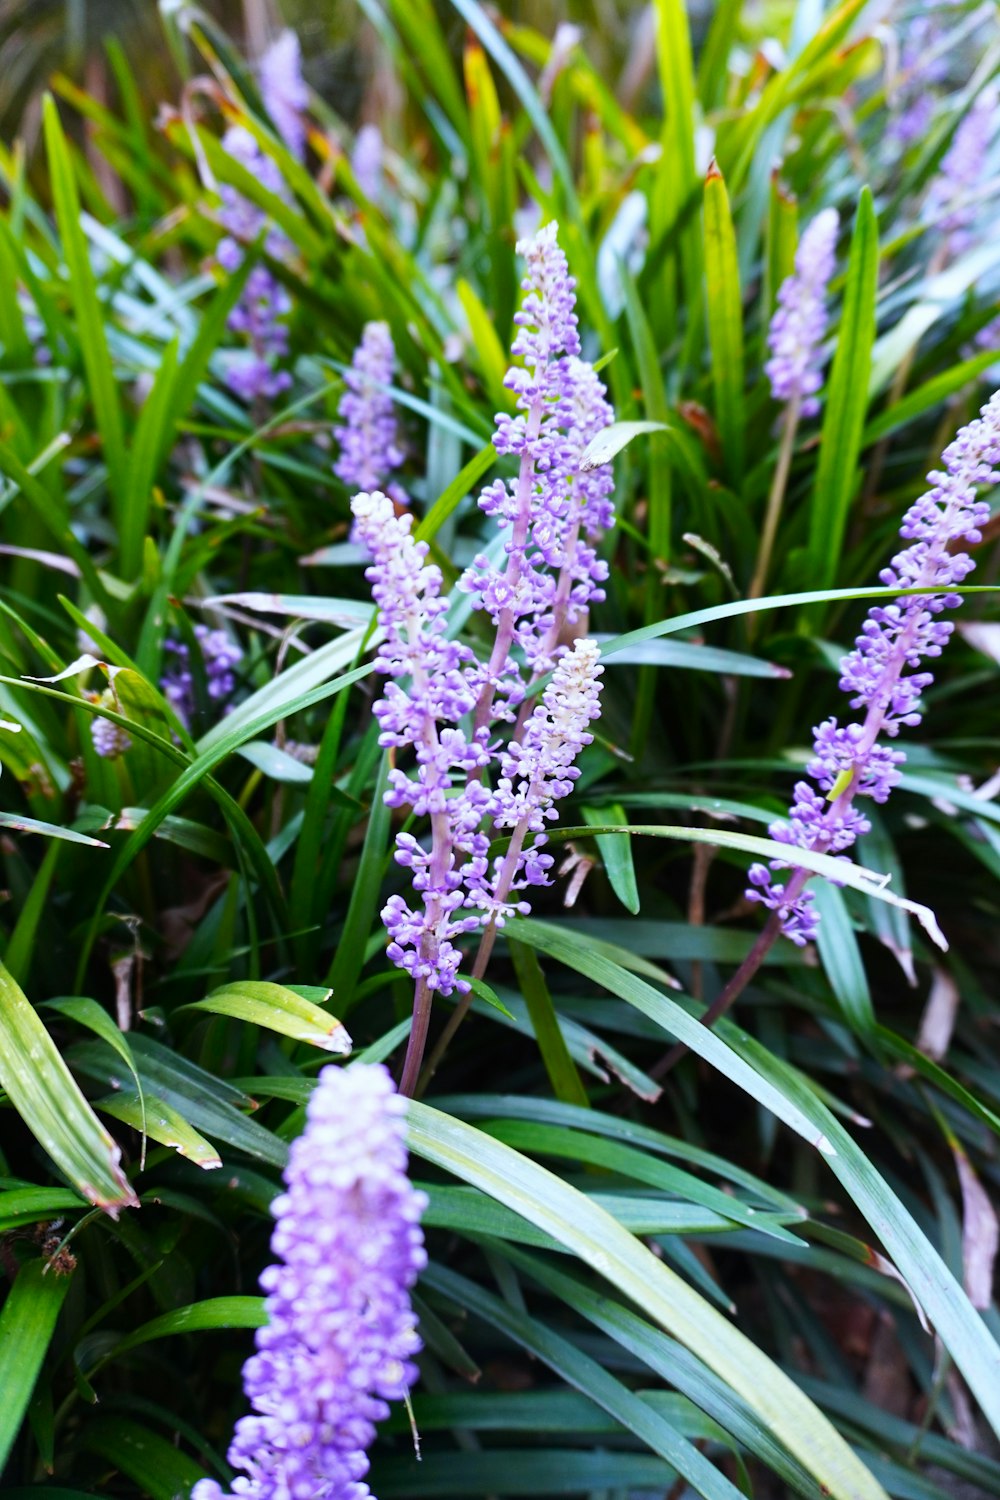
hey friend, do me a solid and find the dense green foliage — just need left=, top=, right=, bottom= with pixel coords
left=0, top=1, right=999, bottom=1495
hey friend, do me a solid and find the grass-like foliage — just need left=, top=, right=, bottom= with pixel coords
left=0, top=1, right=999, bottom=1496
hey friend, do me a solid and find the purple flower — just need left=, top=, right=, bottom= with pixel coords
left=888, top=14, right=948, bottom=148
left=91, top=692, right=131, bottom=760
left=335, top=322, right=406, bottom=503
left=161, top=626, right=242, bottom=730
left=765, top=208, right=838, bottom=417
left=260, top=30, right=308, bottom=161
left=747, top=389, right=1000, bottom=944
left=928, top=90, right=998, bottom=252
left=215, top=126, right=293, bottom=404
left=352, top=223, right=616, bottom=999
left=352, top=491, right=491, bottom=997
left=481, top=637, right=604, bottom=925
left=191, top=1062, right=425, bottom=1500
left=461, top=223, right=615, bottom=715
left=351, top=124, right=384, bottom=201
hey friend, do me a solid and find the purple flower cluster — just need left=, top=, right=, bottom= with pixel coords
left=888, top=14, right=949, bottom=148
left=462, top=223, right=615, bottom=707
left=216, top=126, right=293, bottom=404
left=260, top=30, right=308, bottom=161
left=352, top=491, right=489, bottom=997
left=91, top=690, right=131, bottom=760
left=352, top=124, right=384, bottom=201
left=928, top=90, right=998, bottom=253
left=161, top=625, right=243, bottom=731
left=765, top=208, right=838, bottom=417
left=747, top=389, right=1000, bottom=944
left=191, top=1062, right=425, bottom=1500
left=335, top=322, right=407, bottom=506
left=350, top=223, right=614, bottom=997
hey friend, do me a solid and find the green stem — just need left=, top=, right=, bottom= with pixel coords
left=748, top=397, right=801, bottom=610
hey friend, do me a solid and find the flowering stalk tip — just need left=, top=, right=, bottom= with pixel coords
left=192, top=1062, right=425, bottom=1500
left=765, top=207, right=838, bottom=418
left=748, top=389, right=1000, bottom=944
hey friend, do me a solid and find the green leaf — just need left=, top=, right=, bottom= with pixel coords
left=445, top=0, right=579, bottom=223
left=426, top=1262, right=744, bottom=1500
left=84, top=1416, right=205, bottom=1500
left=508, top=940, right=590, bottom=1106
left=95, top=1092, right=222, bottom=1170
left=121, top=338, right=178, bottom=577
left=703, top=159, right=745, bottom=483
left=582, top=802, right=640, bottom=913
left=109, top=1296, right=266, bottom=1359
left=0, top=1259, right=73, bottom=1472
left=0, top=811, right=108, bottom=847
left=512, top=925, right=1000, bottom=1438
left=405, top=1101, right=889, bottom=1500
left=414, top=441, right=497, bottom=543
left=806, top=187, right=878, bottom=589
left=579, top=419, right=669, bottom=470
left=541, top=824, right=945, bottom=948
left=812, top=883, right=877, bottom=1044
left=0, top=961, right=137, bottom=1213
left=43, top=996, right=147, bottom=1160
left=0, top=1186, right=89, bottom=1234
left=178, top=980, right=352, bottom=1054
left=42, top=97, right=127, bottom=518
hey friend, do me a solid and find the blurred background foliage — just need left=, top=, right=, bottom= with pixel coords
left=0, top=0, right=998, bottom=1497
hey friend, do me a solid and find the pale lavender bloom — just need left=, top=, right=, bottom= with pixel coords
left=480, top=637, right=604, bottom=924
left=928, top=90, right=998, bottom=252
left=352, top=124, right=384, bottom=200
left=260, top=29, right=308, bottom=161
left=747, top=389, right=1000, bottom=944
left=765, top=208, right=838, bottom=417
left=335, top=322, right=406, bottom=502
left=353, top=223, right=616, bottom=995
left=216, top=126, right=293, bottom=403
left=461, top=222, right=614, bottom=710
left=161, top=626, right=242, bottom=730
left=888, top=14, right=948, bottom=147
left=91, top=694, right=131, bottom=760
left=352, top=491, right=492, bottom=997
left=191, top=1062, right=425, bottom=1500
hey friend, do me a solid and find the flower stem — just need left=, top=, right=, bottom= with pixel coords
left=651, top=907, right=786, bottom=1077
left=748, top=397, right=801, bottom=610
left=398, top=976, right=434, bottom=1096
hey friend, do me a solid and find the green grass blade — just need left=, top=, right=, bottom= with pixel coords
left=0, top=960, right=136, bottom=1213
left=508, top=939, right=590, bottom=1107
left=41, top=97, right=127, bottom=521
left=406, top=1101, right=889, bottom=1500
left=582, top=803, right=640, bottom=913
left=806, top=187, right=878, bottom=590
left=178, top=980, right=352, bottom=1054
left=703, top=160, right=745, bottom=483
left=425, top=1261, right=744, bottom=1500
left=0, top=1258, right=73, bottom=1473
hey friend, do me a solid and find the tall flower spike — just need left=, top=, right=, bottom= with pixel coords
left=191, top=1063, right=425, bottom=1500
left=481, top=637, right=605, bottom=923
left=927, top=90, right=998, bottom=253
left=747, top=389, right=1000, bottom=945
left=160, top=626, right=242, bottom=731
left=216, top=126, right=293, bottom=403
left=336, top=322, right=407, bottom=507
left=260, top=29, right=308, bottom=161
left=765, top=208, right=838, bottom=417
left=461, top=222, right=614, bottom=714
left=352, top=491, right=492, bottom=997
